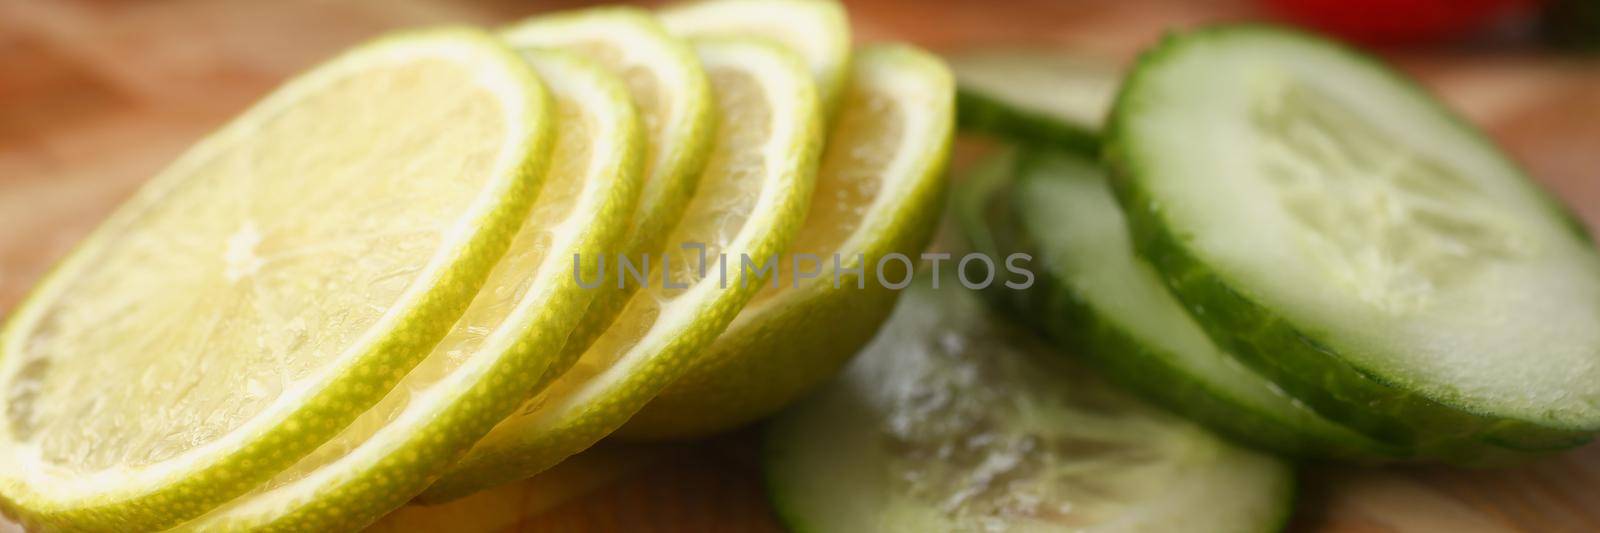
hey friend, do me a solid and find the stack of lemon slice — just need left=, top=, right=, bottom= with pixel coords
left=0, top=0, right=953, bottom=530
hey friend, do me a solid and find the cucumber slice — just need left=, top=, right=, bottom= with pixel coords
left=973, top=148, right=1397, bottom=459
left=951, top=147, right=1021, bottom=273
left=1107, top=25, right=1600, bottom=450
left=948, top=48, right=1118, bottom=154
left=764, top=277, right=1295, bottom=533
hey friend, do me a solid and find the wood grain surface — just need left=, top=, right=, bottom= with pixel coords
left=3, top=1, right=1599, bottom=531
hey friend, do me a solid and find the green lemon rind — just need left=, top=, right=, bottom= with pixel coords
left=417, top=38, right=822, bottom=503
left=619, top=44, right=954, bottom=440
left=0, top=27, right=552, bottom=532
left=173, top=49, right=642, bottom=532
left=661, top=0, right=851, bottom=115
left=500, top=6, right=716, bottom=374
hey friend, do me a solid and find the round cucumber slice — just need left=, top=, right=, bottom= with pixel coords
left=764, top=277, right=1295, bottom=533
left=1106, top=25, right=1600, bottom=450
left=948, top=48, right=1119, bottom=155
left=968, top=148, right=1396, bottom=460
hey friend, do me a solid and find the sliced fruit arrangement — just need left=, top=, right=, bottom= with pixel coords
left=958, top=147, right=1394, bottom=460
left=949, top=47, right=1120, bottom=155
left=175, top=49, right=643, bottom=531
left=765, top=276, right=1296, bottom=533
left=0, top=27, right=552, bottom=531
left=500, top=6, right=715, bottom=367
left=418, top=38, right=824, bottom=503
left=7, top=0, right=1597, bottom=528
left=620, top=43, right=955, bottom=440
left=661, top=0, right=852, bottom=114
left=1107, top=25, right=1600, bottom=452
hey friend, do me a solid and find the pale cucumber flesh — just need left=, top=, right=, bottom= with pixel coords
left=969, top=147, right=1395, bottom=460
left=1108, top=25, right=1600, bottom=449
left=764, top=277, right=1295, bottom=533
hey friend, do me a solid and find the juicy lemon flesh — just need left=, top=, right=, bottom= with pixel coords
left=222, top=96, right=592, bottom=495
left=561, top=40, right=671, bottom=190
left=755, top=84, right=899, bottom=295
left=661, top=0, right=848, bottom=111
left=619, top=46, right=955, bottom=441
left=499, top=12, right=716, bottom=379
left=11, top=60, right=507, bottom=474
left=515, top=65, right=769, bottom=407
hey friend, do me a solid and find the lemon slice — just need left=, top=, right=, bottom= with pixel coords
left=500, top=6, right=715, bottom=390
left=172, top=50, right=642, bottom=531
left=0, top=28, right=550, bottom=531
left=661, top=0, right=851, bottom=114
left=418, top=39, right=822, bottom=503
left=622, top=44, right=955, bottom=439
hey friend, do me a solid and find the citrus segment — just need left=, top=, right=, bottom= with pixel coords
left=0, top=27, right=551, bottom=531
left=418, top=39, right=821, bottom=503
left=661, top=0, right=851, bottom=114
left=621, top=44, right=954, bottom=439
left=500, top=6, right=715, bottom=389
left=173, top=50, right=641, bottom=531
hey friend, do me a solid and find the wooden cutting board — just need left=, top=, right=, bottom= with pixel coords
left=3, top=1, right=1599, bottom=531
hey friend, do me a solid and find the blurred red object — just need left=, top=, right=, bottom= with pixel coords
left=1264, top=0, right=1542, bottom=45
